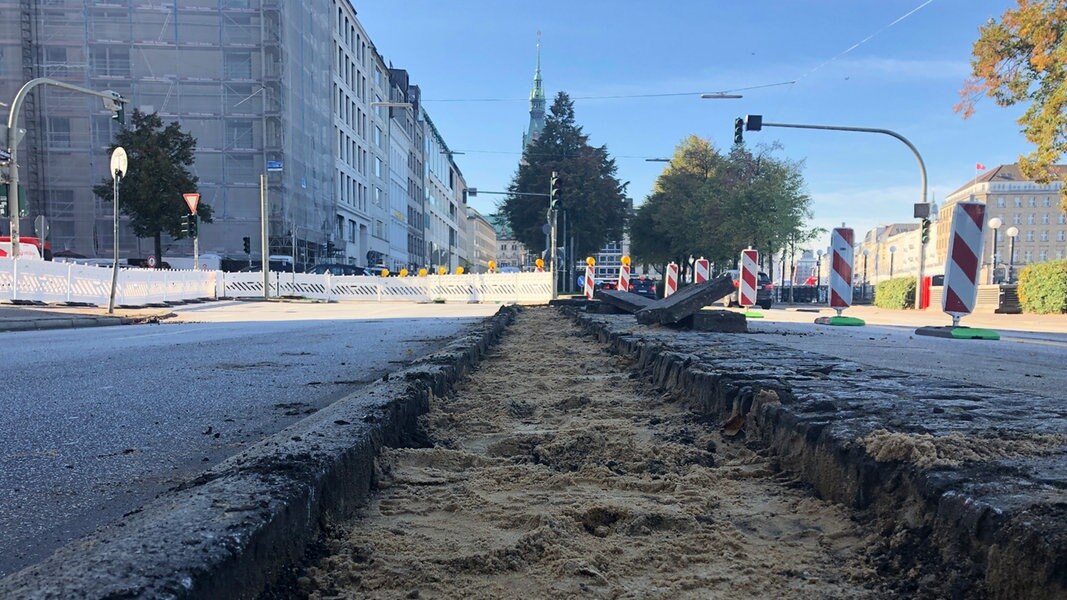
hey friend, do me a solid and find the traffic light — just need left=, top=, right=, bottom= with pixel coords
left=920, top=218, right=931, bottom=244
left=180, top=214, right=191, bottom=236
left=112, top=104, right=125, bottom=125
left=550, top=171, right=561, bottom=210
left=733, top=117, right=744, bottom=145
left=188, top=214, right=198, bottom=237
left=243, top=236, right=251, bottom=254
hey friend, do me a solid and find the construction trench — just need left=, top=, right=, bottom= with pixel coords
left=277, top=307, right=1066, bottom=599
left=2, top=303, right=1061, bottom=598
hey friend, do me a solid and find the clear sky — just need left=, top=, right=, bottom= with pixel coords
left=354, top=0, right=1031, bottom=252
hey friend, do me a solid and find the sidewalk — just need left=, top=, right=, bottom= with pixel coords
left=773, top=302, right=1067, bottom=334
left=0, top=304, right=176, bottom=333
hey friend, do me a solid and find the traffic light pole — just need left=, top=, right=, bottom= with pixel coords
left=5, top=78, right=126, bottom=257
left=748, top=118, right=928, bottom=308
left=260, top=174, right=269, bottom=300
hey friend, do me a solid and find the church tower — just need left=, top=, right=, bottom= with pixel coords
left=523, top=33, right=546, bottom=149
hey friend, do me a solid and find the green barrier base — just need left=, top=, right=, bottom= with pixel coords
left=743, top=310, right=764, bottom=319
left=914, top=326, right=1000, bottom=340
left=814, top=315, right=866, bottom=326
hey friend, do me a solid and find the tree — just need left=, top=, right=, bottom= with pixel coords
left=631, top=135, right=817, bottom=280
left=501, top=92, right=629, bottom=259
left=957, top=0, right=1067, bottom=208
left=93, top=110, right=211, bottom=266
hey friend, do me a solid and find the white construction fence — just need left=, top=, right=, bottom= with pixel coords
left=218, top=271, right=552, bottom=304
left=0, top=258, right=215, bottom=306
left=0, top=258, right=552, bottom=306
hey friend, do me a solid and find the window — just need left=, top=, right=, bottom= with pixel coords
left=1013, top=214, right=1021, bottom=225
left=374, top=156, right=382, bottom=177
left=1024, top=250, right=1033, bottom=262
left=92, top=46, right=130, bottom=77
left=1059, top=231, right=1066, bottom=242
left=1040, top=230, right=1048, bottom=241
left=47, top=116, right=71, bottom=147
left=1060, top=213, right=1066, bottom=225
left=1014, top=197, right=1022, bottom=208
left=996, top=197, right=1005, bottom=208
left=1029, top=197, right=1037, bottom=207
left=374, top=186, right=383, bottom=206
left=374, top=126, right=382, bottom=147
left=226, top=120, right=254, bottom=149
left=1040, top=251, right=1048, bottom=261
left=224, top=51, right=252, bottom=79
left=1044, top=197, right=1052, bottom=207
left=1026, top=230, right=1034, bottom=242
left=1042, top=213, right=1050, bottom=224
left=1028, top=214, right=1035, bottom=225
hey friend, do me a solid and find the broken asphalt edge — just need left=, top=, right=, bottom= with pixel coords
left=0, top=305, right=518, bottom=600
left=565, top=308, right=1065, bottom=600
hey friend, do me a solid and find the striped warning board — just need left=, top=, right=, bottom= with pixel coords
left=694, top=257, right=710, bottom=283
left=739, top=249, right=758, bottom=308
left=584, top=264, right=595, bottom=300
left=664, top=262, right=679, bottom=297
left=943, top=202, right=986, bottom=318
left=829, top=228, right=854, bottom=310
left=618, top=256, right=631, bottom=292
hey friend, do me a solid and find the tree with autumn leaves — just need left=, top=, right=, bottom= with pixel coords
left=958, top=0, right=1067, bottom=208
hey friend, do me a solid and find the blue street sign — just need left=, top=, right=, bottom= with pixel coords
left=266, top=160, right=283, bottom=172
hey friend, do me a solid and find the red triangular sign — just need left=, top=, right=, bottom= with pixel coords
left=183, top=193, right=200, bottom=214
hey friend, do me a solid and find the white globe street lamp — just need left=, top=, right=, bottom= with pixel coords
left=988, top=217, right=1003, bottom=284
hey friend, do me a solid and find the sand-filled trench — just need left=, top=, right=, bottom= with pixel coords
left=302, top=308, right=889, bottom=599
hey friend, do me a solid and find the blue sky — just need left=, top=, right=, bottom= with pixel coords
left=355, top=0, right=1030, bottom=251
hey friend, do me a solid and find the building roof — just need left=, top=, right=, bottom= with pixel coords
left=947, top=163, right=1067, bottom=198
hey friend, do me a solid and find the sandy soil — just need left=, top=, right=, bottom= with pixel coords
left=303, top=308, right=888, bottom=599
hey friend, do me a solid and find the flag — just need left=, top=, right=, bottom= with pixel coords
left=976, top=162, right=987, bottom=171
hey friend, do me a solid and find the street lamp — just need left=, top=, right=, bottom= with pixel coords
left=889, top=245, right=897, bottom=278
left=1005, top=226, right=1019, bottom=283
left=988, top=217, right=1003, bottom=284
left=700, top=93, right=744, bottom=99
left=862, top=249, right=869, bottom=302
left=816, top=249, right=824, bottom=302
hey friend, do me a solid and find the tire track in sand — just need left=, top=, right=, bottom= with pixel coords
left=303, top=307, right=887, bottom=599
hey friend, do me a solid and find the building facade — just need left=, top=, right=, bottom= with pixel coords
left=464, top=206, right=497, bottom=273
left=0, top=1, right=466, bottom=272
left=939, top=164, right=1066, bottom=283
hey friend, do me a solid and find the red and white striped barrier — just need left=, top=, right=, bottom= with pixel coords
left=829, top=228, right=854, bottom=313
left=584, top=258, right=595, bottom=300
left=618, top=255, right=631, bottom=292
left=664, top=262, right=679, bottom=297
left=695, top=257, right=710, bottom=283
left=738, top=249, right=758, bottom=308
left=943, top=202, right=986, bottom=324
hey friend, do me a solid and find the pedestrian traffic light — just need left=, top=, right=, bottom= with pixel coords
left=242, top=236, right=251, bottom=254
left=550, top=171, right=561, bottom=210
left=733, top=117, right=744, bottom=145
left=920, top=218, right=931, bottom=244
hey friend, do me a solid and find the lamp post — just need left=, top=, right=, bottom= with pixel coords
left=816, top=249, right=824, bottom=302
left=1005, top=226, right=1019, bottom=283
left=862, top=249, right=869, bottom=302
left=889, top=245, right=897, bottom=278
left=107, top=147, right=128, bottom=314
left=988, top=217, right=1003, bottom=284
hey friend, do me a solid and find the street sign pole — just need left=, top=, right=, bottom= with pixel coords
left=183, top=193, right=201, bottom=271
left=260, top=173, right=269, bottom=299
left=107, top=147, right=128, bottom=314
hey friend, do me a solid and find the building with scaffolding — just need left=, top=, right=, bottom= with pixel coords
left=0, top=1, right=339, bottom=263
left=1, top=1, right=468, bottom=271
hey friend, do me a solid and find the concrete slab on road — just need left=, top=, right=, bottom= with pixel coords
left=0, top=300, right=500, bottom=577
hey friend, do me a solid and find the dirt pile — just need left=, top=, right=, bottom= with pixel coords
left=861, top=429, right=1067, bottom=469
left=302, top=308, right=888, bottom=599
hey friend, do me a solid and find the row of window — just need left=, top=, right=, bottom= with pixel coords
left=994, top=195, right=1059, bottom=208
left=994, top=229, right=1067, bottom=242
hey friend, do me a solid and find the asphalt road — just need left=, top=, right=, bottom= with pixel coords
left=747, top=308, right=1067, bottom=395
left=0, top=301, right=499, bottom=577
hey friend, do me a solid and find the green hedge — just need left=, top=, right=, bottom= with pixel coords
left=1018, top=259, right=1067, bottom=314
left=874, top=277, right=915, bottom=309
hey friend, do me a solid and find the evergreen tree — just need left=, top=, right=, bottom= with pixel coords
left=501, top=92, right=628, bottom=258
left=93, top=110, right=211, bottom=267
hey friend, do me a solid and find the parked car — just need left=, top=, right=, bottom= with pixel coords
left=721, top=269, right=774, bottom=310
left=307, top=263, right=371, bottom=276
left=629, top=277, right=658, bottom=299
left=597, top=280, right=618, bottom=291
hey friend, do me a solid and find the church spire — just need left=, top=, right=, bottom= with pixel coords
left=523, top=32, right=546, bottom=150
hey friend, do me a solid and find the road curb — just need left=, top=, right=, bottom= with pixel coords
left=0, top=312, right=175, bottom=333
left=0, top=305, right=518, bottom=599
left=566, top=309, right=1066, bottom=599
